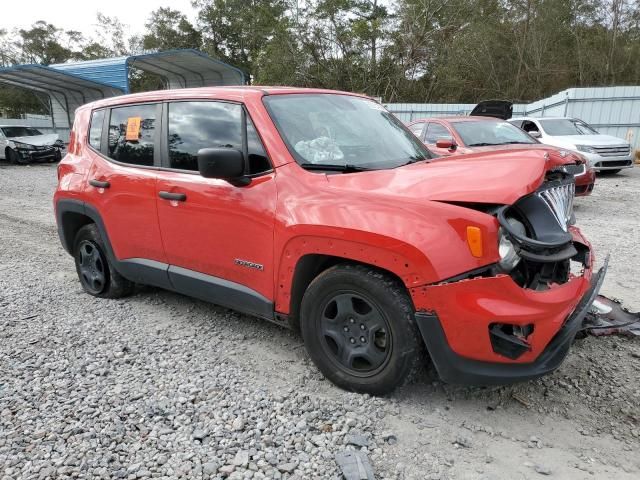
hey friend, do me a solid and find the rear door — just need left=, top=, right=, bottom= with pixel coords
left=84, top=103, right=168, bottom=278
left=154, top=100, right=277, bottom=307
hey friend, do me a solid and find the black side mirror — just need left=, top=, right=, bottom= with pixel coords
left=197, top=148, right=249, bottom=186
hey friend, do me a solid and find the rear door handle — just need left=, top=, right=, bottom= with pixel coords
left=158, top=191, right=187, bottom=202
left=89, top=179, right=110, bottom=188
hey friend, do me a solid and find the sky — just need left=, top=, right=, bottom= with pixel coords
left=3, top=0, right=199, bottom=38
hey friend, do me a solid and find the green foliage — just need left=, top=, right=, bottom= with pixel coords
left=0, top=86, right=48, bottom=117
left=143, top=8, right=202, bottom=51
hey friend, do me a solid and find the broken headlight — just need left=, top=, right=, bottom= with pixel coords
left=13, top=141, right=35, bottom=150
left=498, top=217, right=526, bottom=272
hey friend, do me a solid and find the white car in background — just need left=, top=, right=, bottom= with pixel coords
left=0, top=125, right=63, bottom=164
left=509, top=117, right=633, bottom=173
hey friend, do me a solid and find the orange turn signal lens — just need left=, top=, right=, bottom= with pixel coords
left=466, top=226, right=483, bottom=258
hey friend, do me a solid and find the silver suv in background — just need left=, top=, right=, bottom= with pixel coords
left=509, top=117, right=633, bottom=173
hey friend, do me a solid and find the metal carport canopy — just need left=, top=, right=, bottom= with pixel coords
left=0, top=64, right=124, bottom=131
left=51, top=49, right=246, bottom=94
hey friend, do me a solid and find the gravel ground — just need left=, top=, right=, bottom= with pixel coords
left=0, top=161, right=639, bottom=480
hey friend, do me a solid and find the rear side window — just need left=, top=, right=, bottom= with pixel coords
left=424, top=123, right=451, bottom=143
left=108, top=104, right=157, bottom=166
left=88, top=110, right=105, bottom=150
left=167, top=101, right=271, bottom=174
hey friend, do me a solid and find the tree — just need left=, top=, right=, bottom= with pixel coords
left=194, top=0, right=290, bottom=78
left=15, top=21, right=73, bottom=65
left=143, top=8, right=202, bottom=51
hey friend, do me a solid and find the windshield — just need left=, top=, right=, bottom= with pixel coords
left=263, top=94, right=430, bottom=170
left=539, top=119, right=598, bottom=136
left=1, top=126, right=43, bottom=138
left=454, top=120, right=537, bottom=147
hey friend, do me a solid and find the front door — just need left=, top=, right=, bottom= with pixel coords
left=155, top=100, right=277, bottom=312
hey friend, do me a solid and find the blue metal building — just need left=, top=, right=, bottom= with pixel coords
left=0, top=49, right=246, bottom=138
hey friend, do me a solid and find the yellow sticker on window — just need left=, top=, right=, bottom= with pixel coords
left=125, top=117, right=142, bottom=141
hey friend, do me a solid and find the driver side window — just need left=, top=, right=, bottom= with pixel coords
left=166, top=101, right=272, bottom=175
left=424, top=123, right=451, bottom=144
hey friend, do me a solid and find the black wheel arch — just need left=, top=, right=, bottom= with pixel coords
left=56, top=199, right=118, bottom=262
left=288, top=254, right=413, bottom=331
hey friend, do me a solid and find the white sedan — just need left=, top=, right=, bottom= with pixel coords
left=0, top=125, right=63, bottom=164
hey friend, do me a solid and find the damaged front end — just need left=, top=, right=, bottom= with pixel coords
left=495, top=169, right=589, bottom=290
left=412, top=167, right=607, bottom=385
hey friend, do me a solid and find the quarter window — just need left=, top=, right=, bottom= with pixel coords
left=107, top=104, right=157, bottom=166
left=409, top=122, right=425, bottom=138
left=246, top=116, right=271, bottom=174
left=424, top=123, right=451, bottom=144
left=88, top=110, right=105, bottom=150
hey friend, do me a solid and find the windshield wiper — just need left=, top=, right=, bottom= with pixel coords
left=299, top=163, right=373, bottom=173
left=467, top=142, right=500, bottom=147
left=396, top=156, right=431, bottom=167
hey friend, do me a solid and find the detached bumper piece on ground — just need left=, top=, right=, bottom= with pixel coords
left=583, top=295, right=640, bottom=337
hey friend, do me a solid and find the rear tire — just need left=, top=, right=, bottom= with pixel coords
left=300, top=264, right=423, bottom=395
left=73, top=224, right=134, bottom=298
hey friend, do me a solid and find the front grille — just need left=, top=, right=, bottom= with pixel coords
left=30, top=149, right=56, bottom=159
left=562, top=164, right=586, bottom=176
left=536, top=182, right=575, bottom=232
left=595, top=159, right=632, bottom=168
left=592, top=145, right=630, bottom=157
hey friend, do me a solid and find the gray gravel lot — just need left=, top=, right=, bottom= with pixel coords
left=1, top=162, right=639, bottom=479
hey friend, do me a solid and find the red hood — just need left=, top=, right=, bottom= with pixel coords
left=326, top=149, right=572, bottom=205
left=462, top=143, right=584, bottom=163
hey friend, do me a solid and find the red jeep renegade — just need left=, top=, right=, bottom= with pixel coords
left=54, top=87, right=606, bottom=395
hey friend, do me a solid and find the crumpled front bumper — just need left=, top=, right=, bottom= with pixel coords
left=411, top=252, right=608, bottom=385
left=16, top=146, right=60, bottom=162
left=580, top=152, right=633, bottom=171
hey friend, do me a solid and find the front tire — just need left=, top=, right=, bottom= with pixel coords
left=300, top=264, right=423, bottom=395
left=73, top=224, right=134, bottom=298
left=6, top=148, right=23, bottom=164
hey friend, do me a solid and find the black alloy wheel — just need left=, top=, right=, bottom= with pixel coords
left=318, top=292, right=392, bottom=376
left=72, top=224, right=134, bottom=298
left=76, top=239, right=108, bottom=295
left=300, top=264, right=423, bottom=395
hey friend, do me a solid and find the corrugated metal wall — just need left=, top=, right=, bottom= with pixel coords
left=386, top=86, right=640, bottom=149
